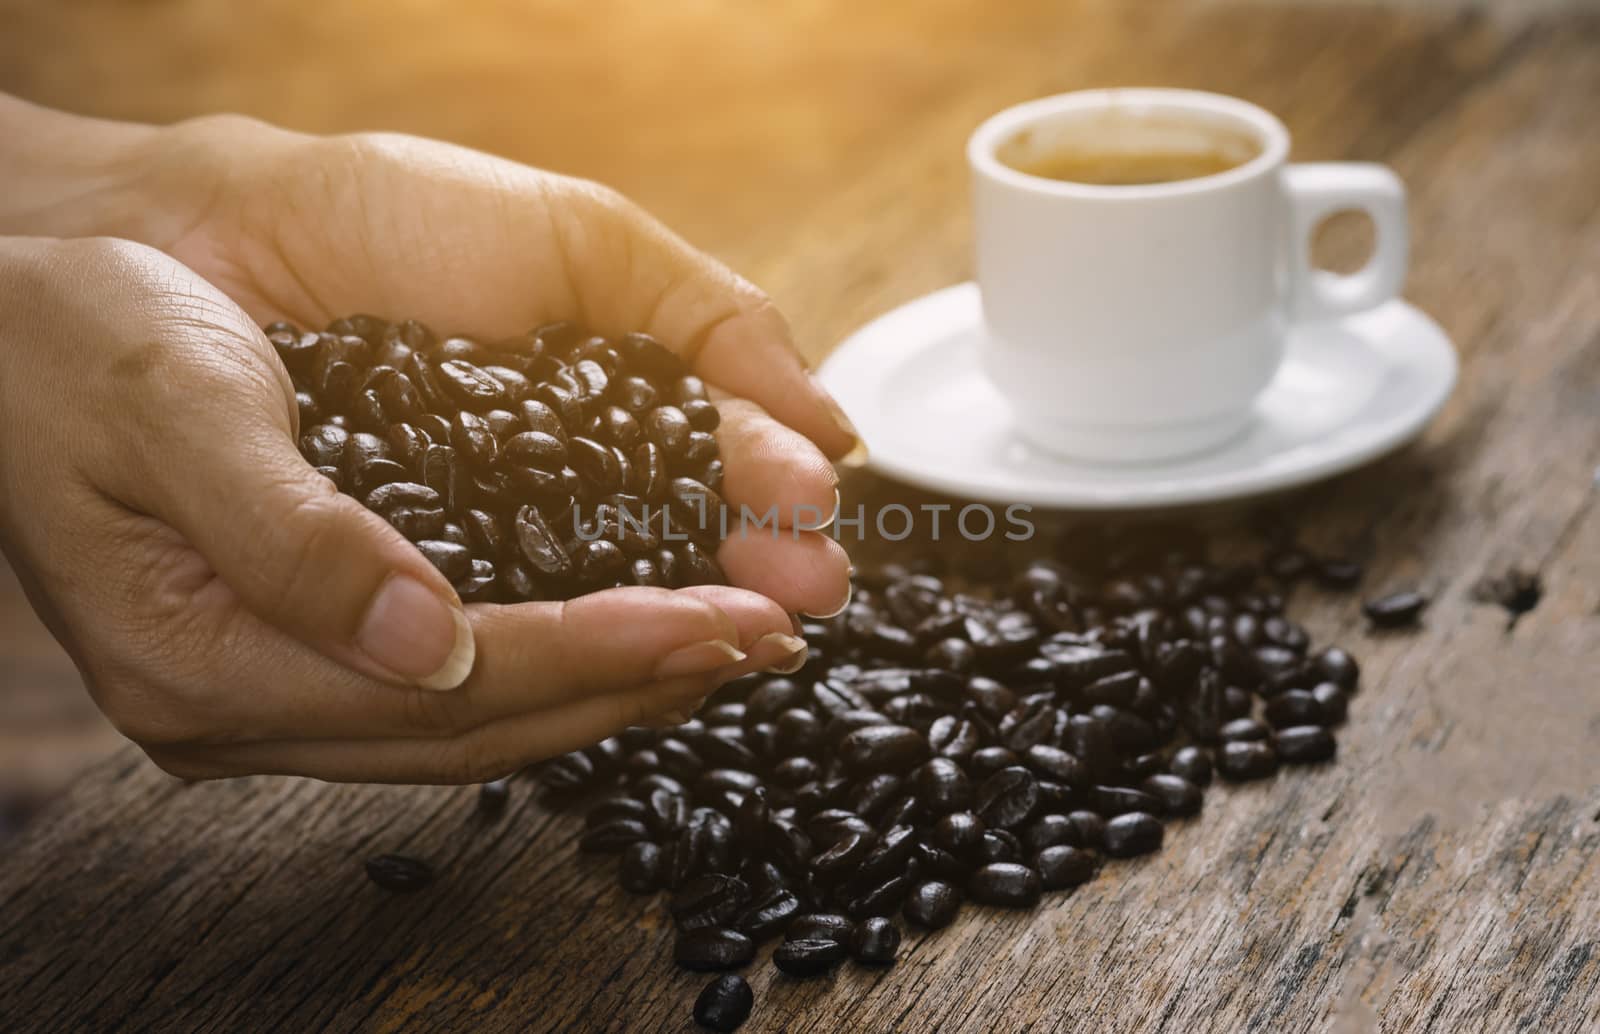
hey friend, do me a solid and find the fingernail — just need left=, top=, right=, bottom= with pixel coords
left=358, top=575, right=476, bottom=691
left=801, top=582, right=853, bottom=620
left=754, top=633, right=809, bottom=673
left=798, top=488, right=842, bottom=532
left=654, top=639, right=746, bottom=680
left=838, top=437, right=870, bottom=469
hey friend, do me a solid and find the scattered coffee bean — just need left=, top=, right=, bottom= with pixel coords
left=477, top=779, right=510, bottom=815
left=1102, top=812, right=1164, bottom=858
left=364, top=854, right=434, bottom=893
left=1218, top=740, right=1280, bottom=781
left=516, top=537, right=1365, bottom=1025
left=694, top=974, right=753, bottom=1032
left=903, top=880, right=962, bottom=928
left=1276, top=725, right=1337, bottom=764
left=675, top=927, right=755, bottom=971
left=851, top=917, right=901, bottom=965
left=773, top=938, right=848, bottom=977
left=1036, top=845, right=1097, bottom=889
left=1363, top=590, right=1428, bottom=629
left=967, top=862, right=1043, bottom=907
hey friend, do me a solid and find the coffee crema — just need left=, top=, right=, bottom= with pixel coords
left=997, top=114, right=1261, bottom=186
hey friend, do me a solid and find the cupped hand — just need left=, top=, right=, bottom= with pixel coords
left=137, top=115, right=857, bottom=616
left=0, top=117, right=856, bottom=783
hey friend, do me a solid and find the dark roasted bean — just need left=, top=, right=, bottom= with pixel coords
left=912, top=758, right=973, bottom=813
left=786, top=913, right=855, bottom=944
left=851, top=917, right=900, bottom=964
left=933, top=812, right=984, bottom=856
left=1363, top=590, right=1427, bottom=628
left=1036, top=845, right=1097, bottom=889
left=773, top=937, right=848, bottom=977
left=364, top=854, right=434, bottom=893
left=838, top=725, right=928, bottom=774
left=1276, top=725, right=1337, bottom=764
left=1140, top=774, right=1203, bottom=817
left=967, top=862, right=1042, bottom=907
left=1311, top=682, right=1349, bottom=724
left=975, top=766, right=1040, bottom=830
left=1220, top=717, right=1270, bottom=742
left=1102, top=812, right=1164, bottom=857
left=1218, top=740, right=1280, bottom=781
left=903, top=880, right=962, bottom=928
left=1169, top=746, right=1214, bottom=786
left=477, top=779, right=510, bottom=815
left=675, top=927, right=754, bottom=971
left=620, top=841, right=664, bottom=894
left=694, top=974, right=753, bottom=1033
left=1264, top=689, right=1327, bottom=728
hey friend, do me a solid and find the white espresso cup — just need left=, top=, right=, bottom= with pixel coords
left=969, top=88, right=1408, bottom=463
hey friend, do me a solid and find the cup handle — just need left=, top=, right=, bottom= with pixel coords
left=1283, top=163, right=1409, bottom=323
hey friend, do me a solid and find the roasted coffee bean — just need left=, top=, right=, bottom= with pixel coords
left=774, top=937, right=848, bottom=977
left=786, top=913, right=855, bottom=945
left=581, top=818, right=651, bottom=853
left=1140, top=774, right=1203, bottom=817
left=694, top=974, right=753, bottom=1033
left=1168, top=746, right=1214, bottom=787
left=852, top=917, right=901, bottom=965
left=1036, top=845, right=1097, bottom=889
left=1264, top=689, right=1326, bottom=728
left=976, top=767, right=1041, bottom=830
left=912, top=758, right=973, bottom=813
left=903, top=880, right=962, bottom=928
left=1364, top=590, right=1427, bottom=628
left=838, top=725, right=928, bottom=774
left=1023, top=745, right=1088, bottom=787
left=1102, top=812, right=1164, bottom=857
left=968, top=746, right=1021, bottom=779
left=364, top=854, right=435, bottom=893
left=933, top=812, right=985, bottom=856
left=967, top=863, right=1042, bottom=907
left=1276, top=725, right=1337, bottom=764
left=1220, top=717, right=1270, bottom=742
left=1218, top=740, right=1280, bottom=781
left=620, top=841, right=664, bottom=894
left=1311, top=682, right=1349, bottom=724
left=672, top=877, right=752, bottom=934
left=540, top=750, right=596, bottom=790
left=1315, top=647, right=1360, bottom=691
left=974, top=829, right=1022, bottom=865
left=675, top=927, right=755, bottom=972
left=1063, top=810, right=1107, bottom=850
left=477, top=779, right=510, bottom=815
left=734, top=889, right=801, bottom=942
left=1088, top=784, right=1160, bottom=817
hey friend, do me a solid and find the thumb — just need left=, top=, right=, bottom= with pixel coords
left=176, top=438, right=475, bottom=690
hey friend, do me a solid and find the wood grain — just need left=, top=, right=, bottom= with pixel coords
left=1, top=1, right=1598, bottom=1032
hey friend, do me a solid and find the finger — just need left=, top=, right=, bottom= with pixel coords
left=676, top=584, right=808, bottom=674
left=716, top=530, right=851, bottom=619
left=153, top=675, right=716, bottom=784
left=138, top=583, right=765, bottom=744
left=713, top=395, right=839, bottom=530
left=59, top=242, right=476, bottom=692
left=555, top=181, right=861, bottom=460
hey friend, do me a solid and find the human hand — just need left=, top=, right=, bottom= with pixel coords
left=132, top=113, right=857, bottom=617
left=0, top=237, right=822, bottom=784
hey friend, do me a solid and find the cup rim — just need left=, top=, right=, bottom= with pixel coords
left=968, top=88, right=1291, bottom=199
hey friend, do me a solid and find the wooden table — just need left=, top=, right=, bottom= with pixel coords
left=2, top=1, right=1598, bottom=1030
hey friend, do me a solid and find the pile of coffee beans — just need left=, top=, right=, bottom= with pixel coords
left=536, top=530, right=1362, bottom=1030
left=269, top=314, right=728, bottom=602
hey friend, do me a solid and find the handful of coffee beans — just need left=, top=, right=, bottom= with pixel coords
left=532, top=531, right=1361, bottom=1030
left=269, top=315, right=728, bottom=603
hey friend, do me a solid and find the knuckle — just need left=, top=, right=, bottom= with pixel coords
left=252, top=484, right=356, bottom=614
left=401, top=688, right=469, bottom=737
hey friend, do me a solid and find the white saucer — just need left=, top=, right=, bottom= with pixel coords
left=818, top=282, right=1457, bottom=509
